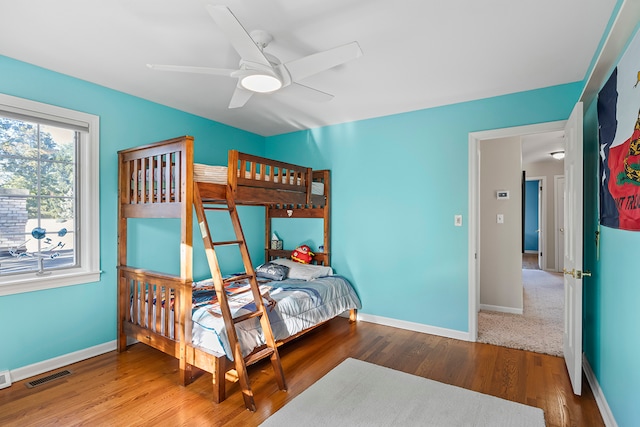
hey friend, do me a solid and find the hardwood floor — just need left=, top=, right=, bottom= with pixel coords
left=0, top=318, right=604, bottom=427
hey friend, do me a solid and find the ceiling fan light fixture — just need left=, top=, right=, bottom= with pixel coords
left=240, top=74, right=282, bottom=93
left=550, top=151, right=565, bottom=160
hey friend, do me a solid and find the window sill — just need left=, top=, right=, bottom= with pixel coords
left=0, top=269, right=102, bottom=296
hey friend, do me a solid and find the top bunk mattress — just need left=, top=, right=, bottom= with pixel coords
left=194, top=164, right=325, bottom=195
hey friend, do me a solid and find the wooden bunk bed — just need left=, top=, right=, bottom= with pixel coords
left=117, top=135, right=359, bottom=410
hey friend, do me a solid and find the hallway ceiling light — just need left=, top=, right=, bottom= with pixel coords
left=550, top=151, right=565, bottom=160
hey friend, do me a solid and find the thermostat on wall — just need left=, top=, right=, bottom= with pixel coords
left=496, top=190, right=510, bottom=200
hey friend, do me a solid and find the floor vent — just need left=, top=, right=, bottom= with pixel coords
left=0, top=370, right=11, bottom=389
left=25, top=370, right=72, bottom=388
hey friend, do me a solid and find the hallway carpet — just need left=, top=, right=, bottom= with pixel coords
left=478, top=269, right=563, bottom=356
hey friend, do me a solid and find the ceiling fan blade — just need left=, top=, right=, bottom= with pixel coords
left=228, top=86, right=253, bottom=109
left=283, top=41, right=363, bottom=82
left=205, top=5, right=272, bottom=69
left=281, top=83, right=334, bottom=103
left=147, top=64, right=235, bottom=76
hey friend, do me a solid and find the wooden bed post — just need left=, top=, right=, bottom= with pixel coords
left=265, top=204, right=272, bottom=263
left=117, top=151, right=129, bottom=353
left=178, top=136, right=194, bottom=385
left=323, top=170, right=331, bottom=266
left=305, top=167, right=312, bottom=206
left=227, top=150, right=239, bottom=199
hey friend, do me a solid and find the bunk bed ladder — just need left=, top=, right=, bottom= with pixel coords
left=193, top=183, right=286, bottom=411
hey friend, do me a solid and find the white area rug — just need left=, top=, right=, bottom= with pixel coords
left=478, top=269, right=563, bottom=356
left=260, top=358, right=545, bottom=427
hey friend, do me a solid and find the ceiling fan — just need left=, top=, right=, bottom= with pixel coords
left=147, top=4, right=363, bottom=109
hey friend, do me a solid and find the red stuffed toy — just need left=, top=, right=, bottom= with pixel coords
left=291, top=244, right=314, bottom=264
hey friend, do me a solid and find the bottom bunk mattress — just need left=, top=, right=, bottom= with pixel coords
left=191, top=275, right=361, bottom=360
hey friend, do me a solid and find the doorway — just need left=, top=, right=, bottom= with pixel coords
left=473, top=131, right=565, bottom=356
left=467, top=120, right=566, bottom=341
left=524, top=176, right=545, bottom=270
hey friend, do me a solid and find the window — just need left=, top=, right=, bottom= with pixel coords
left=0, top=94, right=100, bottom=295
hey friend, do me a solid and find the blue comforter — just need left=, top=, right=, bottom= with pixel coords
left=191, top=275, right=361, bottom=360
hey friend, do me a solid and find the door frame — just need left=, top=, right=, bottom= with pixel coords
left=468, top=120, right=566, bottom=340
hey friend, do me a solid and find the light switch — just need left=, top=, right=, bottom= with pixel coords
left=454, top=215, right=462, bottom=226
left=497, top=214, right=504, bottom=224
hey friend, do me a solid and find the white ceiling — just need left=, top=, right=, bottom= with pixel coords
left=521, top=131, right=565, bottom=164
left=0, top=0, right=616, bottom=137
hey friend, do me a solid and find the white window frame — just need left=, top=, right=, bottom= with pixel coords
left=0, top=93, right=101, bottom=296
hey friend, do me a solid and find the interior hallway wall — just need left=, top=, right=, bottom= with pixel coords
left=479, top=136, right=523, bottom=312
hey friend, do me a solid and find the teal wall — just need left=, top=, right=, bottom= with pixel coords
left=524, top=180, right=539, bottom=251
left=265, top=83, right=581, bottom=331
left=588, top=227, right=640, bottom=426
left=582, top=28, right=640, bottom=427
left=0, top=55, right=265, bottom=371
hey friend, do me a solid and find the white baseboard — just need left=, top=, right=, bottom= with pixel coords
left=9, top=340, right=117, bottom=384
left=524, top=250, right=538, bottom=254
left=356, top=312, right=470, bottom=342
left=583, top=354, right=618, bottom=427
left=479, top=304, right=523, bottom=315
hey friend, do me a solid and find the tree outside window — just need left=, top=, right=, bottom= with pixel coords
left=0, top=94, right=100, bottom=296
left=0, top=117, right=77, bottom=276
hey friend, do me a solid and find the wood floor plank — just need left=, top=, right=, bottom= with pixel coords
left=0, top=319, right=604, bottom=427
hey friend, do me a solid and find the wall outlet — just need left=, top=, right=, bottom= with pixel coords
left=454, top=215, right=463, bottom=226
left=0, top=370, right=11, bottom=389
left=497, top=214, right=504, bottom=224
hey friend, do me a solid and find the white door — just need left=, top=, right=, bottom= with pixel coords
left=563, top=102, right=584, bottom=395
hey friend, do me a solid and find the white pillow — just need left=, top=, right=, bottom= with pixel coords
left=270, top=258, right=333, bottom=281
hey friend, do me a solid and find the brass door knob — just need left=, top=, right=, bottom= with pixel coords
left=565, top=269, right=592, bottom=279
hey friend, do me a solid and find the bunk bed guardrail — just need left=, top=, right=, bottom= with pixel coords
left=118, top=135, right=324, bottom=210
left=117, top=266, right=188, bottom=357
